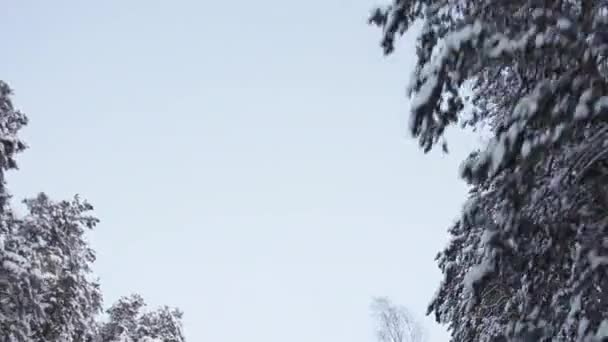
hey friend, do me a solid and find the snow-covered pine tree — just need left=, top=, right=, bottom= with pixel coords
left=20, top=193, right=103, bottom=342
left=0, top=81, right=43, bottom=342
left=137, top=306, right=185, bottom=342
left=100, top=295, right=185, bottom=342
left=0, top=80, right=188, bottom=341
left=0, top=207, right=46, bottom=342
left=371, top=0, right=608, bottom=341
left=101, top=294, right=147, bottom=342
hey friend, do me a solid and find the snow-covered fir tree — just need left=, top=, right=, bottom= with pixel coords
left=371, top=0, right=608, bottom=341
left=100, top=295, right=185, bottom=342
left=20, top=193, right=103, bottom=342
left=0, top=81, right=187, bottom=342
left=101, top=295, right=147, bottom=342
left=0, top=80, right=41, bottom=342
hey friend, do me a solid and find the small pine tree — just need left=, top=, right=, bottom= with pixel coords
left=100, top=295, right=185, bottom=342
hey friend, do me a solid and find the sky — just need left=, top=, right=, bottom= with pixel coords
left=2, top=2, right=478, bottom=342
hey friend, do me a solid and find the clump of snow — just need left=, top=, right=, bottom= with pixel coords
left=575, top=103, right=590, bottom=120
left=2, top=259, right=24, bottom=275
left=463, top=258, right=494, bottom=293
left=595, top=320, right=608, bottom=338
left=535, top=33, right=545, bottom=47
left=5, top=250, right=27, bottom=265
left=445, top=21, right=482, bottom=50
left=549, top=172, right=563, bottom=191
left=528, top=306, right=540, bottom=319
left=552, top=124, right=566, bottom=142
left=578, top=318, right=590, bottom=339
left=568, top=293, right=582, bottom=323
left=575, top=89, right=594, bottom=120
left=487, top=27, right=535, bottom=58
left=588, top=250, right=608, bottom=269
left=409, top=21, right=483, bottom=131
left=462, top=197, right=477, bottom=217
left=531, top=8, right=545, bottom=19
left=557, top=18, right=572, bottom=30
left=490, top=138, right=506, bottom=174
left=522, top=139, right=532, bottom=157
left=481, top=229, right=497, bottom=245
left=594, top=96, right=608, bottom=114
left=410, top=73, right=439, bottom=113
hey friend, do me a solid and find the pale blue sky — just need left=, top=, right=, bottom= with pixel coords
left=2, top=2, right=477, bottom=342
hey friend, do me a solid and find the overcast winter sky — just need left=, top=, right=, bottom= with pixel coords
left=3, top=2, right=478, bottom=342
